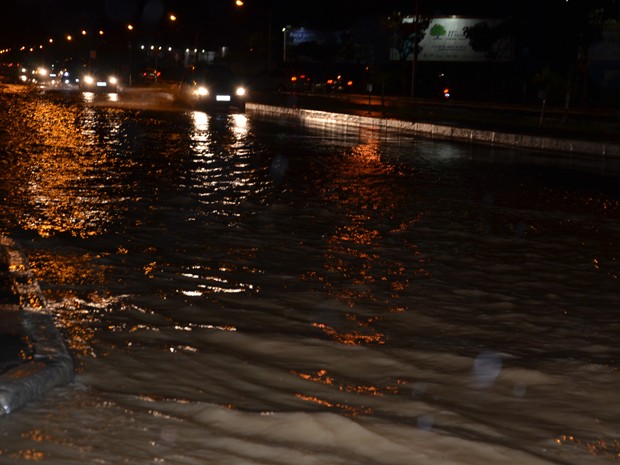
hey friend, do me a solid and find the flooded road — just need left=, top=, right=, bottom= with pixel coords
left=1, top=84, right=619, bottom=464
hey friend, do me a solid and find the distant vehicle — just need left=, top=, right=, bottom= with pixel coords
left=251, top=65, right=367, bottom=95
left=79, top=68, right=120, bottom=93
left=17, top=65, right=55, bottom=86
left=250, top=68, right=313, bottom=93
left=49, top=60, right=87, bottom=90
left=176, top=65, right=246, bottom=111
left=140, top=67, right=161, bottom=82
left=315, top=73, right=356, bottom=93
left=423, top=72, right=454, bottom=100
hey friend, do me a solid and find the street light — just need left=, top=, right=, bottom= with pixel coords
left=411, top=0, right=420, bottom=98
left=235, top=0, right=273, bottom=69
left=282, top=26, right=291, bottom=63
left=127, top=24, right=135, bottom=86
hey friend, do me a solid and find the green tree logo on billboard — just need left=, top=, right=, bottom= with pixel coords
left=430, top=24, right=446, bottom=39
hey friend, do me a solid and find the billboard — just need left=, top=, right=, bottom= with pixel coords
left=393, top=17, right=513, bottom=63
left=286, top=28, right=341, bottom=47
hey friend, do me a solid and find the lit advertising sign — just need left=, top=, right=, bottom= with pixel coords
left=406, top=17, right=513, bottom=62
left=287, top=28, right=340, bottom=46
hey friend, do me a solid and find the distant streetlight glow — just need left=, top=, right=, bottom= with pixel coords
left=127, top=24, right=134, bottom=31
left=66, top=35, right=72, bottom=41
left=169, top=14, right=177, bottom=21
left=234, top=0, right=273, bottom=68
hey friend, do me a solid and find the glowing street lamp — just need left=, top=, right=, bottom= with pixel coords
left=235, top=0, right=273, bottom=69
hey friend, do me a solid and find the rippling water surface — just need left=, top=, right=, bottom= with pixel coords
left=1, top=84, right=619, bottom=464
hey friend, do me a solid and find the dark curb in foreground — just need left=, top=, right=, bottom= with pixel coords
left=0, top=236, right=74, bottom=416
left=247, top=103, right=620, bottom=158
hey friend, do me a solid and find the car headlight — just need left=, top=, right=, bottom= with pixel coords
left=108, top=76, right=118, bottom=85
left=194, top=86, right=209, bottom=96
left=235, top=86, right=246, bottom=97
left=84, top=75, right=95, bottom=85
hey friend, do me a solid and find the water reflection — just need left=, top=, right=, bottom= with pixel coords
left=2, top=87, right=620, bottom=464
left=9, top=99, right=125, bottom=238
left=554, top=434, right=620, bottom=460
left=311, top=322, right=386, bottom=345
left=293, top=393, right=373, bottom=416
left=188, top=111, right=261, bottom=214
left=82, top=92, right=95, bottom=104
left=305, top=136, right=428, bottom=345
left=171, top=112, right=267, bottom=298
left=26, top=247, right=113, bottom=357
left=292, top=369, right=402, bottom=397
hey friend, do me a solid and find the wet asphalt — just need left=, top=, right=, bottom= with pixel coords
left=0, top=84, right=618, bottom=414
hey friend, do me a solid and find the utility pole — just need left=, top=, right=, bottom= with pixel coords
left=267, top=11, right=273, bottom=69
left=410, top=0, right=419, bottom=98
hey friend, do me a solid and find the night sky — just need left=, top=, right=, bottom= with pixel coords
left=1, top=0, right=520, bottom=48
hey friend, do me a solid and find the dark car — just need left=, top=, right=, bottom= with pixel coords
left=79, top=68, right=120, bottom=93
left=140, top=67, right=161, bottom=82
left=177, top=65, right=247, bottom=111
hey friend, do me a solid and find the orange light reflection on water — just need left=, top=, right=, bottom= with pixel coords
left=12, top=100, right=126, bottom=238
left=27, top=250, right=112, bottom=357
left=304, top=135, right=429, bottom=345
left=294, top=393, right=373, bottom=416
left=554, top=434, right=620, bottom=460
left=292, top=369, right=402, bottom=397
left=311, top=321, right=385, bottom=345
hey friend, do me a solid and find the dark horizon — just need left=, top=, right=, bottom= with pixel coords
left=0, top=0, right=532, bottom=48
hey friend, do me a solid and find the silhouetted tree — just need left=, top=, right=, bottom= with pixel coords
left=563, top=0, right=620, bottom=105
left=380, top=12, right=429, bottom=95
left=462, top=18, right=515, bottom=99
left=463, top=19, right=515, bottom=62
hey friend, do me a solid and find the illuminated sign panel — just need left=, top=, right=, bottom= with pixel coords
left=394, top=17, right=514, bottom=63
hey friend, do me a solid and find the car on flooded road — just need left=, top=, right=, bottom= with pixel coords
left=79, top=68, right=120, bottom=93
left=176, top=65, right=246, bottom=112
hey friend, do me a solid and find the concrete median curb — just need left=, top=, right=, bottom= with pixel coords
left=0, top=237, right=74, bottom=415
left=247, top=103, right=620, bottom=158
